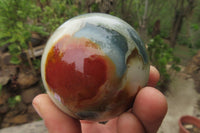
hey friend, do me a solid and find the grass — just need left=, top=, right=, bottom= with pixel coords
left=173, top=45, right=197, bottom=65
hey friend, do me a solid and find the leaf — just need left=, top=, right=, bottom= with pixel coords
left=8, top=95, right=21, bottom=108
left=0, top=31, right=11, bottom=40
left=148, top=35, right=180, bottom=88
left=17, top=10, right=24, bottom=18
left=33, top=59, right=41, bottom=70
left=8, top=44, right=21, bottom=55
left=191, top=24, right=199, bottom=31
left=0, top=84, right=2, bottom=95
left=20, top=42, right=28, bottom=49
left=10, top=56, right=21, bottom=64
left=16, top=21, right=23, bottom=29
left=0, top=39, right=10, bottom=47
left=14, top=95, right=22, bottom=102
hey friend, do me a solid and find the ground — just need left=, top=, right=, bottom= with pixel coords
left=158, top=69, right=200, bottom=133
left=0, top=65, right=43, bottom=128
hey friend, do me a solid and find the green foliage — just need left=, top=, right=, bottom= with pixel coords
left=33, top=59, right=41, bottom=70
left=177, top=22, right=200, bottom=49
left=38, top=0, right=79, bottom=34
left=8, top=95, right=21, bottom=108
left=0, top=0, right=80, bottom=65
left=177, top=35, right=192, bottom=47
left=0, top=84, right=2, bottom=95
left=0, top=0, right=47, bottom=64
left=191, top=23, right=200, bottom=31
left=195, top=39, right=200, bottom=49
left=90, top=3, right=100, bottom=12
left=148, top=35, right=180, bottom=88
left=8, top=44, right=22, bottom=64
left=191, top=23, right=200, bottom=49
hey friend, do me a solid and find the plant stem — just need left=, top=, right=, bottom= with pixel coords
left=29, top=41, right=36, bottom=60
left=26, top=49, right=36, bottom=75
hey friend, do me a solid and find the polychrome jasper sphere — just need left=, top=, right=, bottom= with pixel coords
left=41, top=13, right=150, bottom=121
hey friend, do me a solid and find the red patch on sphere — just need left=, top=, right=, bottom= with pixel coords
left=45, top=36, right=108, bottom=105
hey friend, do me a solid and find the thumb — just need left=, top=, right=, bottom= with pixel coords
left=33, top=94, right=81, bottom=133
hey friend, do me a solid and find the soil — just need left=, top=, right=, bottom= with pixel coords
left=0, top=34, right=46, bottom=129
left=183, top=123, right=200, bottom=133
left=158, top=67, right=200, bottom=133
left=0, top=64, right=44, bottom=129
left=157, top=48, right=200, bottom=133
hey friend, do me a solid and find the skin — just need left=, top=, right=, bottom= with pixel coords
left=33, top=66, right=167, bottom=133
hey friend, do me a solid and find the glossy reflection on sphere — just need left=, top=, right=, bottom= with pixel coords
left=41, top=13, right=150, bottom=121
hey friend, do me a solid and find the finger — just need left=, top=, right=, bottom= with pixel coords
left=117, top=112, right=145, bottom=133
left=80, top=118, right=118, bottom=133
left=147, top=66, right=160, bottom=87
left=32, top=94, right=81, bottom=133
left=133, top=87, right=167, bottom=133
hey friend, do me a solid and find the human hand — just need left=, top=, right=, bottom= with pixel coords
left=33, top=66, right=167, bottom=133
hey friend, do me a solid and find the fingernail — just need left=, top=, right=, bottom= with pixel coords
left=32, top=98, right=42, bottom=118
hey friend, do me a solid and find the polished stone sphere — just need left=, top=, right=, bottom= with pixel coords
left=41, top=13, right=150, bottom=121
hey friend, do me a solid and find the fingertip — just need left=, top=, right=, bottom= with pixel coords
left=32, top=94, right=48, bottom=118
left=136, top=87, right=168, bottom=112
left=32, top=94, right=81, bottom=133
left=133, top=87, right=168, bottom=133
left=148, top=66, right=160, bottom=87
